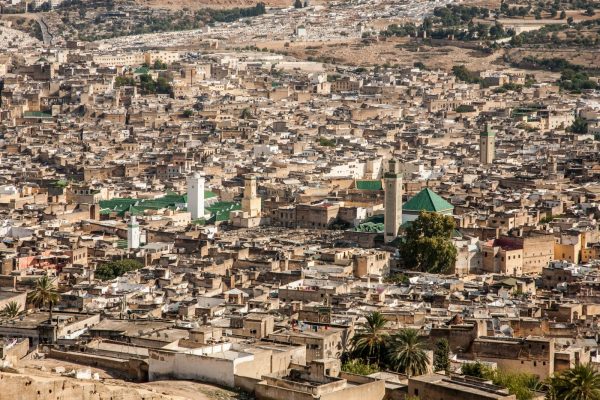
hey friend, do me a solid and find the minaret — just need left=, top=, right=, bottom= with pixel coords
left=384, top=159, right=402, bottom=243
left=480, top=123, right=496, bottom=165
left=127, top=216, right=140, bottom=250
left=548, top=155, right=558, bottom=175
left=187, top=172, right=205, bottom=220
left=242, top=174, right=261, bottom=217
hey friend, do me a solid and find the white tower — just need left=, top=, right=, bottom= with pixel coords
left=127, top=216, right=140, bottom=250
left=384, top=159, right=402, bottom=244
left=187, top=172, right=205, bottom=220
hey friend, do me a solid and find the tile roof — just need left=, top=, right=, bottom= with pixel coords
left=403, top=188, right=454, bottom=213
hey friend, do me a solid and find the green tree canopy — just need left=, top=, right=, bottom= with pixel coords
left=95, top=259, right=144, bottom=281
left=386, top=328, right=429, bottom=377
left=399, top=211, right=458, bottom=274
left=350, top=311, right=389, bottom=366
left=341, top=359, right=380, bottom=375
left=27, top=275, right=60, bottom=324
left=569, top=117, right=589, bottom=134
left=547, top=363, right=600, bottom=400
left=433, top=338, right=450, bottom=374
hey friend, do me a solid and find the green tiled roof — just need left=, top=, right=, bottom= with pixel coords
left=353, top=222, right=384, bottom=233
left=23, top=111, right=52, bottom=118
left=100, top=191, right=230, bottom=223
left=100, top=191, right=216, bottom=216
left=356, top=180, right=383, bottom=191
left=206, top=201, right=240, bottom=222
left=366, top=214, right=384, bottom=224
left=134, top=66, right=149, bottom=75
left=403, top=188, right=453, bottom=213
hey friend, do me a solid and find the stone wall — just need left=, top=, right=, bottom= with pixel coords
left=48, top=349, right=148, bottom=382
left=0, top=372, right=173, bottom=400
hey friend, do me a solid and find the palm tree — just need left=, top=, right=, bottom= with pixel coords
left=1, top=301, right=21, bottom=319
left=350, top=311, right=389, bottom=366
left=27, top=275, right=60, bottom=325
left=387, top=328, right=429, bottom=377
left=547, top=363, right=600, bottom=400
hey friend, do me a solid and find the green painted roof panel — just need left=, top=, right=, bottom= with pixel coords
left=356, top=180, right=383, bottom=191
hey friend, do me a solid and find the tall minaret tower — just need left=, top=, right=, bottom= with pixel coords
left=548, top=155, right=558, bottom=175
left=480, top=123, right=496, bottom=165
left=242, top=174, right=261, bottom=218
left=384, top=159, right=402, bottom=243
left=187, top=172, right=205, bottom=220
left=127, top=216, right=140, bottom=250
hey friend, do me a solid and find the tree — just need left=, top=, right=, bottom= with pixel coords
left=152, top=59, right=168, bottom=70
left=569, top=117, right=588, bottom=134
left=95, top=259, right=144, bottom=281
left=294, top=0, right=303, bottom=8
left=240, top=107, right=253, bottom=119
left=567, top=16, right=574, bottom=24
left=387, top=328, right=429, bottom=377
left=399, top=211, right=458, bottom=274
left=452, top=65, right=482, bottom=85
left=1, top=301, right=21, bottom=319
left=342, top=359, right=380, bottom=375
left=422, top=17, right=433, bottom=32
left=456, top=104, right=476, bottom=113
left=350, top=311, right=389, bottom=366
left=560, top=10, right=566, bottom=19
left=548, top=363, right=600, bottom=400
left=462, top=361, right=487, bottom=378
left=433, top=339, right=450, bottom=374
left=318, top=137, right=336, bottom=147
left=27, top=275, right=60, bottom=324
left=182, top=109, right=194, bottom=118
left=585, top=7, right=595, bottom=17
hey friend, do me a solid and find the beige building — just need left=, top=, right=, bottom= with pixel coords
left=471, top=336, right=554, bottom=379
left=408, top=373, right=516, bottom=400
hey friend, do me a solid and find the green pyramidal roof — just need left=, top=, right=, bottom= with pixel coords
left=403, top=188, right=454, bottom=213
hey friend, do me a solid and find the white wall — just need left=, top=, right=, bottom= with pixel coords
left=148, top=349, right=255, bottom=387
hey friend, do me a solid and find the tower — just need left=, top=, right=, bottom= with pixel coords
left=127, top=216, right=140, bottom=250
left=241, top=174, right=261, bottom=218
left=187, top=172, right=205, bottom=220
left=548, top=155, right=558, bottom=175
left=384, top=159, right=402, bottom=244
left=480, top=123, right=496, bottom=165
